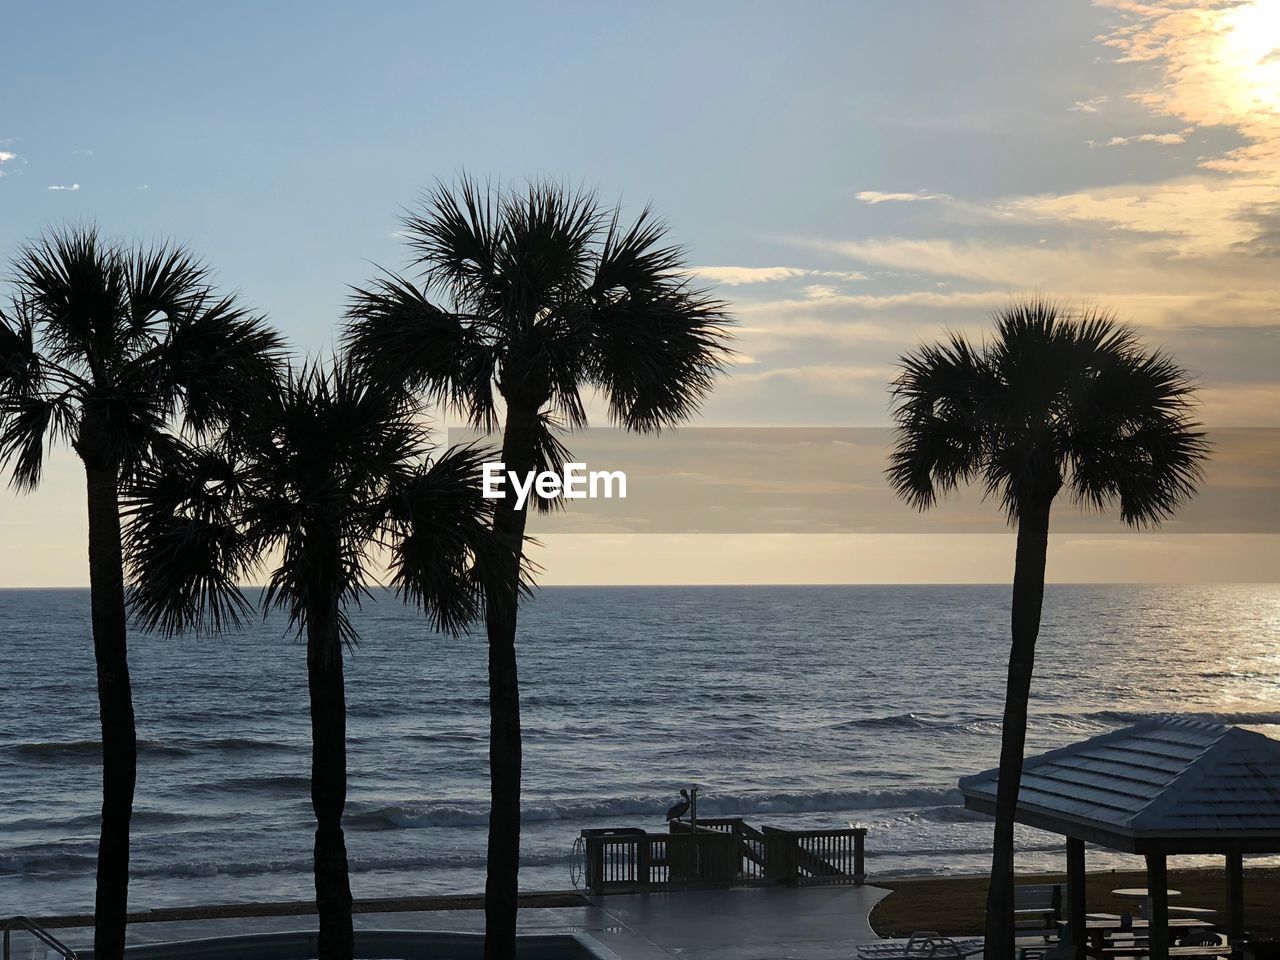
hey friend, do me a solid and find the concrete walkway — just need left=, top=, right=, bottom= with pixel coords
left=19, top=886, right=891, bottom=959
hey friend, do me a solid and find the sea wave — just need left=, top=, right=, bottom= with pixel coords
left=8, top=739, right=194, bottom=761
left=1076, top=708, right=1280, bottom=728
left=3, top=809, right=197, bottom=832
left=829, top=708, right=1280, bottom=737
left=181, top=773, right=313, bottom=795
left=7, top=736, right=299, bottom=763
left=344, top=785, right=964, bottom=831
left=830, top=712, right=1004, bottom=735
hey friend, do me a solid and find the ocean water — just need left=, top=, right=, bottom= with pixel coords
left=1, top=583, right=1278, bottom=916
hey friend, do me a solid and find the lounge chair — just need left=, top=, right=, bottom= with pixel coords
left=857, top=932, right=985, bottom=959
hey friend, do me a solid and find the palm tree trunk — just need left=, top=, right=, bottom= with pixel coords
left=307, top=603, right=354, bottom=960
left=84, top=462, right=137, bottom=960
left=983, top=498, right=1052, bottom=960
left=484, top=404, right=538, bottom=960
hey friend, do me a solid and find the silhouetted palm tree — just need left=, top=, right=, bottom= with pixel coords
left=343, top=177, right=732, bottom=958
left=887, top=298, right=1208, bottom=960
left=125, top=359, right=502, bottom=960
left=0, top=226, right=282, bottom=960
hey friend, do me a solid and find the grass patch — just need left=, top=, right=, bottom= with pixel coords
left=870, top=868, right=1280, bottom=939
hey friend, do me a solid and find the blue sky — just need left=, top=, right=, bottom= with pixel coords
left=3, top=0, right=1279, bottom=584
left=2, top=1, right=1134, bottom=360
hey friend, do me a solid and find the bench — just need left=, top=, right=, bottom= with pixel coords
left=1016, top=884, right=1066, bottom=940
left=1089, top=947, right=1228, bottom=958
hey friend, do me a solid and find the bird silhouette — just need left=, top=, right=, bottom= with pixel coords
left=665, top=788, right=691, bottom=822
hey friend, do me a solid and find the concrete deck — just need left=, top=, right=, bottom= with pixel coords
left=17, top=886, right=891, bottom=959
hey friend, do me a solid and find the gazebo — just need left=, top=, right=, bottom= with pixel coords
left=959, top=718, right=1280, bottom=960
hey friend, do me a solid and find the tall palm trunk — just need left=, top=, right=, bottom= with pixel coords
left=307, top=601, right=354, bottom=960
left=983, top=498, right=1052, bottom=960
left=85, top=462, right=136, bottom=960
left=484, top=403, right=538, bottom=960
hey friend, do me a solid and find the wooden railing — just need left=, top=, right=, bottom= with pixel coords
left=580, top=822, right=866, bottom=895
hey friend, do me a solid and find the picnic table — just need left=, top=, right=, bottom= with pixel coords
left=1080, top=918, right=1215, bottom=931
left=1112, top=888, right=1185, bottom=920
left=1072, top=914, right=1226, bottom=960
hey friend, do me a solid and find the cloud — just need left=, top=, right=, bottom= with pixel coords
left=692, top=266, right=810, bottom=285
left=854, top=190, right=950, bottom=204
left=1197, top=384, right=1280, bottom=426
left=691, top=266, right=867, bottom=286
left=1095, top=0, right=1280, bottom=176
left=726, top=364, right=896, bottom=398
left=1105, top=131, right=1189, bottom=146
left=1005, top=176, right=1279, bottom=257
left=0, top=151, right=14, bottom=177
left=1071, top=96, right=1109, bottom=113
left=47, top=183, right=80, bottom=192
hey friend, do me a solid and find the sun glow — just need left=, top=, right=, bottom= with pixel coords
left=1214, top=1, right=1280, bottom=118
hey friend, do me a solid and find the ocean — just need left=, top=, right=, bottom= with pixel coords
left=2, top=583, right=1278, bottom=916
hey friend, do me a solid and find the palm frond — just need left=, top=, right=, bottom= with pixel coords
left=0, top=393, right=75, bottom=491
left=161, top=294, right=284, bottom=436
left=125, top=241, right=209, bottom=333
left=343, top=272, right=498, bottom=428
left=0, top=298, right=49, bottom=397
left=887, top=333, right=989, bottom=510
left=497, top=180, right=601, bottom=320
left=402, top=174, right=502, bottom=308
left=123, top=437, right=257, bottom=635
left=385, top=443, right=500, bottom=635
left=13, top=224, right=127, bottom=373
left=587, top=288, right=732, bottom=432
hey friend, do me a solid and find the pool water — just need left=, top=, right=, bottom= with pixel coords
left=79, top=930, right=613, bottom=960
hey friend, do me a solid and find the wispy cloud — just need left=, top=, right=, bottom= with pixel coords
left=1071, top=96, right=1109, bottom=113
left=692, top=266, right=810, bottom=285
left=854, top=190, right=950, bottom=204
left=1105, top=130, right=1191, bottom=146
left=691, top=266, right=867, bottom=286
left=47, top=183, right=80, bottom=192
left=726, top=364, right=896, bottom=398
left=0, top=151, right=15, bottom=177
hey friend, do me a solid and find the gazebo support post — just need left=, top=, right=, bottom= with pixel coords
left=1225, top=851, right=1245, bottom=955
left=1146, top=853, right=1169, bottom=960
left=1066, top=837, right=1087, bottom=960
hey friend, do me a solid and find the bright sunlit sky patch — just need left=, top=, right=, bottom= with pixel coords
left=2, top=0, right=1278, bottom=586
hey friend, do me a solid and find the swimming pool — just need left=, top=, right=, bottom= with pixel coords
left=82, top=929, right=617, bottom=960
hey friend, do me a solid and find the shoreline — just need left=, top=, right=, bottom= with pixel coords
left=32, top=865, right=1280, bottom=932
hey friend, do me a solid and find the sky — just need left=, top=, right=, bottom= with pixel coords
left=2, top=0, right=1279, bottom=585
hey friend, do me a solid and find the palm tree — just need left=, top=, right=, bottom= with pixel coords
left=124, top=359, right=503, bottom=960
left=0, top=226, right=282, bottom=960
left=342, top=177, right=733, bottom=958
left=886, top=298, right=1208, bottom=960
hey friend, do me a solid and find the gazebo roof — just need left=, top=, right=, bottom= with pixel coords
left=958, top=717, right=1280, bottom=853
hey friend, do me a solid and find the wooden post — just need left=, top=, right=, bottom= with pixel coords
left=1067, top=837, right=1087, bottom=960
left=638, top=834, right=652, bottom=890
left=587, top=836, right=604, bottom=895
left=1147, top=853, right=1169, bottom=960
left=1225, top=852, right=1245, bottom=954
left=854, top=829, right=866, bottom=884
